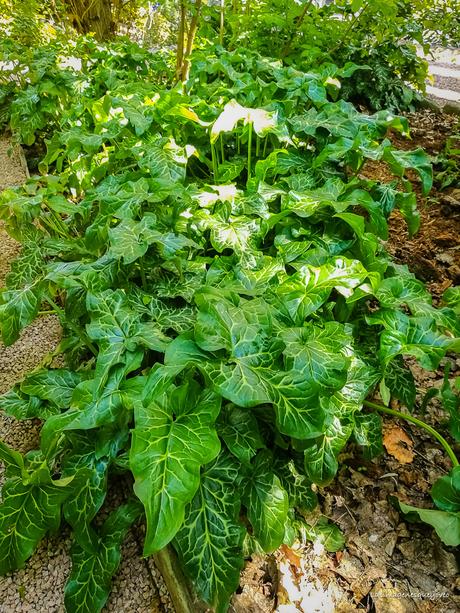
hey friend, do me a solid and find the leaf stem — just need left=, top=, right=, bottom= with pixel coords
left=48, top=209, right=70, bottom=238
left=262, top=135, right=268, bottom=158
left=247, top=122, right=253, bottom=186
left=220, top=135, right=225, bottom=164
left=139, top=259, right=147, bottom=289
left=45, top=295, right=98, bottom=357
left=364, top=400, right=459, bottom=468
left=211, top=142, right=218, bottom=181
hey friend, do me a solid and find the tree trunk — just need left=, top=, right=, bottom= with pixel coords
left=65, top=0, right=114, bottom=40
left=175, top=0, right=187, bottom=82
left=180, top=0, right=203, bottom=82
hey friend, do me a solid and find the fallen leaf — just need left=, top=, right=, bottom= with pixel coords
left=383, top=426, right=414, bottom=464
left=280, top=544, right=302, bottom=570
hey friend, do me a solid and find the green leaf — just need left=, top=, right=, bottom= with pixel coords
left=40, top=370, right=128, bottom=452
left=353, top=413, right=383, bottom=459
left=246, top=451, right=289, bottom=552
left=431, top=467, right=460, bottom=513
left=268, top=369, right=324, bottom=438
left=0, top=463, right=72, bottom=574
left=396, top=500, right=460, bottom=547
left=384, top=148, right=433, bottom=195
left=218, top=405, right=265, bottom=466
left=374, top=312, right=455, bottom=370
left=275, top=459, right=318, bottom=513
left=120, top=100, right=152, bottom=135
left=0, top=389, right=51, bottom=420
left=383, top=357, right=416, bottom=410
left=64, top=499, right=142, bottom=613
left=325, top=356, right=379, bottom=415
left=86, top=290, right=141, bottom=388
left=395, top=191, right=420, bottom=237
left=5, top=236, right=44, bottom=289
left=443, top=286, right=460, bottom=315
left=217, top=160, right=245, bottom=182
left=208, top=217, right=261, bottom=256
left=274, top=257, right=368, bottom=323
left=108, top=214, right=158, bottom=264
left=304, top=517, right=345, bottom=552
left=21, top=369, right=84, bottom=408
left=62, top=451, right=110, bottom=549
left=109, top=214, right=193, bottom=264
left=376, top=277, right=431, bottom=310
left=434, top=365, right=460, bottom=442
left=0, top=440, right=24, bottom=472
left=175, top=452, right=245, bottom=613
left=134, top=137, right=189, bottom=183
left=281, top=322, right=350, bottom=389
left=182, top=295, right=326, bottom=439
left=280, top=179, right=345, bottom=218
left=130, top=372, right=221, bottom=553
left=303, top=415, right=353, bottom=486
left=0, top=283, right=42, bottom=345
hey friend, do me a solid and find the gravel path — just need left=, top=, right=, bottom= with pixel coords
left=426, top=47, right=460, bottom=108
left=0, top=137, right=172, bottom=613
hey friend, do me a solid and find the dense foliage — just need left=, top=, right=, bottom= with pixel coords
left=224, top=0, right=431, bottom=111
left=0, top=32, right=459, bottom=613
left=3, top=0, right=459, bottom=112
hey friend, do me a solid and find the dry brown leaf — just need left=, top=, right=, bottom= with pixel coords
left=383, top=426, right=414, bottom=464
left=279, top=544, right=302, bottom=570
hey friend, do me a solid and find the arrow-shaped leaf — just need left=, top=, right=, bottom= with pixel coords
left=130, top=373, right=221, bottom=553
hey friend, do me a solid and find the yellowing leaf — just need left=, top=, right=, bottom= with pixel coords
left=383, top=425, right=414, bottom=463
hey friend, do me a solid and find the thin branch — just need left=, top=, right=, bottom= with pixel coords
left=281, top=0, right=315, bottom=58
left=329, top=0, right=370, bottom=56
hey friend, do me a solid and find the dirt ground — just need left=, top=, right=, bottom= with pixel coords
left=1, top=107, right=459, bottom=613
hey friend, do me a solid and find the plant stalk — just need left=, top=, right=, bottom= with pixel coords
left=45, top=296, right=98, bottom=357
left=139, top=259, right=147, bottom=289
left=153, top=547, right=195, bottom=613
left=211, top=141, right=218, bottom=181
left=262, top=135, right=268, bottom=157
left=220, top=135, right=225, bottom=164
left=364, top=400, right=459, bottom=468
left=247, top=122, right=253, bottom=186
